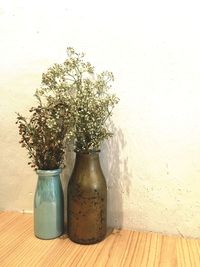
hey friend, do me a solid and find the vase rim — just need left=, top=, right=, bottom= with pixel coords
left=36, top=169, right=61, bottom=176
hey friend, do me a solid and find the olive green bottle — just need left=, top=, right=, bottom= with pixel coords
left=67, top=151, right=107, bottom=244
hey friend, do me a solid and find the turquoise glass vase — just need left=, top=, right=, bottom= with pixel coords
left=34, top=169, right=64, bottom=239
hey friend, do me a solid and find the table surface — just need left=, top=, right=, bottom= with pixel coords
left=0, top=212, right=199, bottom=266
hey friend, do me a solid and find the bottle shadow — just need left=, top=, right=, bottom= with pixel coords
left=100, top=123, right=131, bottom=232
left=61, top=150, right=75, bottom=231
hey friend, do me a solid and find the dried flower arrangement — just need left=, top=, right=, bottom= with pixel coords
left=16, top=47, right=119, bottom=169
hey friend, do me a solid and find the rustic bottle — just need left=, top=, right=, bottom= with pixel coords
left=67, top=151, right=107, bottom=244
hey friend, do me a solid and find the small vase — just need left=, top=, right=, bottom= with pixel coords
left=34, top=169, right=64, bottom=239
left=67, top=151, right=107, bottom=244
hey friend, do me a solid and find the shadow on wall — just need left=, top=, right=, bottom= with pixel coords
left=100, top=123, right=131, bottom=229
left=61, top=150, right=75, bottom=227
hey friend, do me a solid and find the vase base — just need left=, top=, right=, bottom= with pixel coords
left=34, top=231, right=63, bottom=240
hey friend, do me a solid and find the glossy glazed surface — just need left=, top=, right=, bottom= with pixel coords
left=34, top=169, right=64, bottom=239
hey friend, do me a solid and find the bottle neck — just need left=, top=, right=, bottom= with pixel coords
left=74, top=152, right=101, bottom=170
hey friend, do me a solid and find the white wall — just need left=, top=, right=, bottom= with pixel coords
left=1, top=0, right=200, bottom=238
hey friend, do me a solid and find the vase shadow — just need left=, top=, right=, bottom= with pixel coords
left=100, top=123, right=131, bottom=230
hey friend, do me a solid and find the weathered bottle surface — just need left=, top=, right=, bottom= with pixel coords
left=67, top=152, right=107, bottom=244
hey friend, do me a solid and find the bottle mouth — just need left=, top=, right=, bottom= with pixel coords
left=74, top=149, right=101, bottom=154
left=36, top=169, right=61, bottom=176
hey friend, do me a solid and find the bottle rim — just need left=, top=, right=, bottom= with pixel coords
left=36, top=169, right=61, bottom=176
left=74, top=149, right=101, bottom=154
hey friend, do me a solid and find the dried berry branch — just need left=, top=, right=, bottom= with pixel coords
left=16, top=94, right=73, bottom=170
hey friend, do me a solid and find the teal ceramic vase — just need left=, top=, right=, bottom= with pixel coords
left=34, top=169, right=64, bottom=239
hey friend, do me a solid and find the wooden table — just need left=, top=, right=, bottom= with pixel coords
left=0, top=212, right=199, bottom=266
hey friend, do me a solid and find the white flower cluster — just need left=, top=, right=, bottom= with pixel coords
left=37, top=47, right=119, bottom=153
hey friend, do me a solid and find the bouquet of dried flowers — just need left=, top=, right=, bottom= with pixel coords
left=37, top=47, right=119, bottom=153
left=16, top=47, right=119, bottom=169
left=16, top=93, right=73, bottom=170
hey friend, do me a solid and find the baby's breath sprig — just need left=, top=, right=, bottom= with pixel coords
left=37, top=47, right=119, bottom=153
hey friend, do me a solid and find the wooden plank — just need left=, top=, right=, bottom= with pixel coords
left=0, top=212, right=200, bottom=267
left=176, top=237, right=200, bottom=267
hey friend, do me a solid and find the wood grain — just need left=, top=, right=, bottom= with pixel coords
left=0, top=212, right=199, bottom=266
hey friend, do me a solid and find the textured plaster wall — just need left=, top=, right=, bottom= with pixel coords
left=1, top=0, right=200, bottom=238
